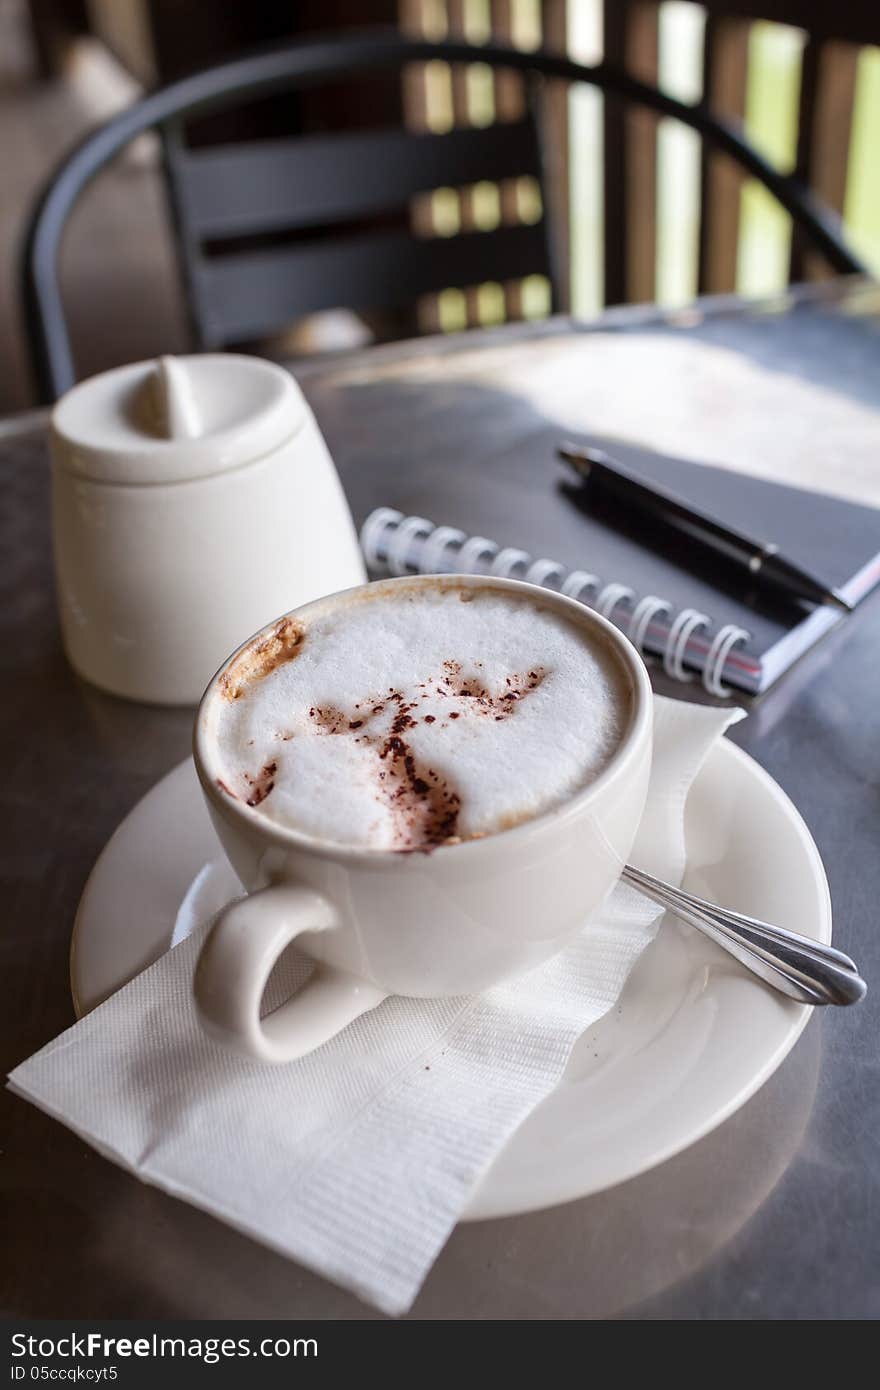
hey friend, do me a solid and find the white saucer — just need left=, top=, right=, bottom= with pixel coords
left=71, top=739, right=830, bottom=1222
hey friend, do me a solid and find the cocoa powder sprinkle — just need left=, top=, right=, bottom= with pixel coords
left=236, top=661, right=547, bottom=850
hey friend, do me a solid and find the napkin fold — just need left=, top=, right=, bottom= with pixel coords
left=9, top=696, right=742, bottom=1315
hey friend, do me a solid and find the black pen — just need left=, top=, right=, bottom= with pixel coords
left=557, top=443, right=853, bottom=613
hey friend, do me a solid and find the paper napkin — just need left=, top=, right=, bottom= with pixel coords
left=9, top=696, right=743, bottom=1315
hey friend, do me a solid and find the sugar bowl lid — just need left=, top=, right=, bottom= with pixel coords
left=50, top=354, right=305, bottom=484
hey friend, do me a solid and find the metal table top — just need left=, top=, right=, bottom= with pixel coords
left=2, top=280, right=878, bottom=1320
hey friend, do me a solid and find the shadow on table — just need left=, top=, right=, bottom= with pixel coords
left=413, top=1015, right=821, bottom=1319
left=3, top=1015, right=820, bottom=1319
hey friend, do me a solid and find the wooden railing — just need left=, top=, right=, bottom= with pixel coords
left=400, top=0, right=567, bottom=329
left=399, top=0, right=879, bottom=322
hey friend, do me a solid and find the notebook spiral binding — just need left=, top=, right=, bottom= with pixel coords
left=360, top=508, right=751, bottom=698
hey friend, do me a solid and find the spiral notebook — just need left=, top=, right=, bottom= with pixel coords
left=357, top=441, right=880, bottom=696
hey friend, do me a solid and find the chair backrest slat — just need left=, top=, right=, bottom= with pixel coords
left=194, top=222, right=550, bottom=344
left=170, top=117, right=543, bottom=240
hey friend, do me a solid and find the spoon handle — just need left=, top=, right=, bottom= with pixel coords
left=622, top=864, right=866, bottom=1007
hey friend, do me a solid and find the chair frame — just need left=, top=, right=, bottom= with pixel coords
left=22, top=28, right=868, bottom=403
left=158, top=83, right=555, bottom=352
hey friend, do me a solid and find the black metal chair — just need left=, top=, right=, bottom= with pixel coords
left=160, top=94, right=553, bottom=352
left=23, top=29, right=867, bottom=403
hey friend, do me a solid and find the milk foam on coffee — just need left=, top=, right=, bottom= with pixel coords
left=209, top=585, right=630, bottom=851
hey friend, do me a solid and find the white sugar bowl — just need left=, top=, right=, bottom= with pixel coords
left=50, top=354, right=365, bottom=704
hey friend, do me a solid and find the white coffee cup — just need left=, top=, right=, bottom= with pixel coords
left=192, top=574, right=653, bottom=1064
left=50, top=354, right=365, bottom=705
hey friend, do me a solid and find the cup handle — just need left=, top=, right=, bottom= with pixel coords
left=193, top=883, right=387, bottom=1064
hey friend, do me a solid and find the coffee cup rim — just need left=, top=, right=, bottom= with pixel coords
left=193, top=573, right=653, bottom=864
